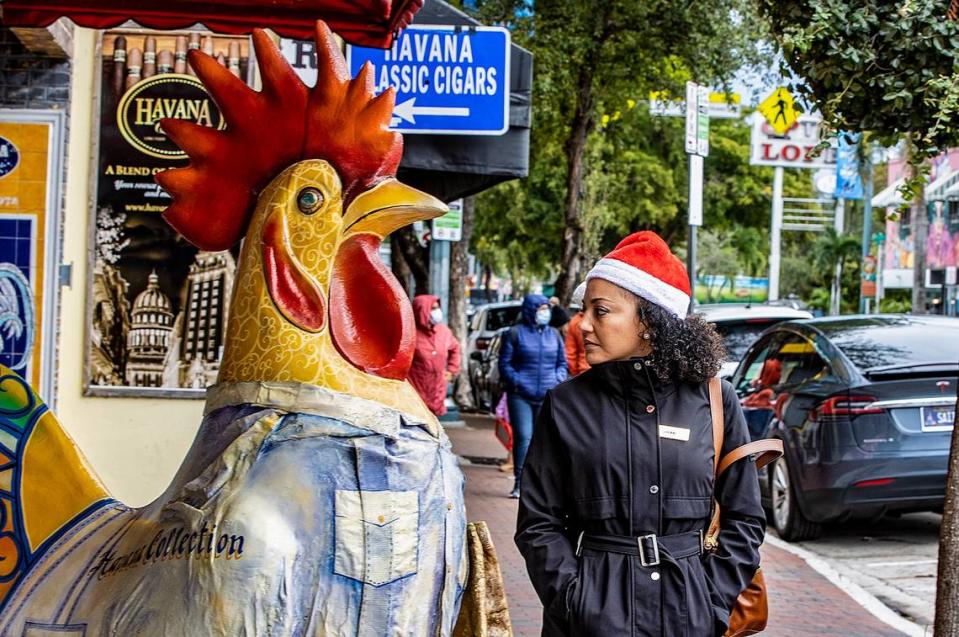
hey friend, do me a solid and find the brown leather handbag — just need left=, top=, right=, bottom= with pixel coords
left=705, top=378, right=783, bottom=637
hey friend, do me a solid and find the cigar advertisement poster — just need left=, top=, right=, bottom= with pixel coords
left=0, top=110, right=65, bottom=405
left=88, top=30, right=250, bottom=395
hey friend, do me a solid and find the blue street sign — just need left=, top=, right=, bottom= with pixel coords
left=835, top=132, right=864, bottom=200
left=347, top=26, right=510, bottom=136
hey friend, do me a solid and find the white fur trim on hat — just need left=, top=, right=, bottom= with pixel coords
left=586, top=258, right=690, bottom=318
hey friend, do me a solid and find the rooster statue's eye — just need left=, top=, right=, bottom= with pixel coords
left=296, top=187, right=324, bottom=215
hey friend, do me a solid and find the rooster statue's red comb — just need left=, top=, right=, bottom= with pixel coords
left=157, top=22, right=404, bottom=252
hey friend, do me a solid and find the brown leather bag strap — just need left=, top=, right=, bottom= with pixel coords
left=709, top=377, right=723, bottom=476
left=705, top=378, right=724, bottom=550
left=717, top=439, right=784, bottom=477
left=705, top=380, right=785, bottom=552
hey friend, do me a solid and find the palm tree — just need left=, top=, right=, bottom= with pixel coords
left=813, top=228, right=861, bottom=315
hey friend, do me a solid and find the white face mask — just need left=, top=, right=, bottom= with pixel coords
left=430, top=308, right=444, bottom=324
left=535, top=308, right=551, bottom=326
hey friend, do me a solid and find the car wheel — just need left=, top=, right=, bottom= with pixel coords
left=470, top=379, right=482, bottom=411
left=770, top=456, right=822, bottom=542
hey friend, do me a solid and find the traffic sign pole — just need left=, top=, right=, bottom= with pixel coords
left=685, top=81, right=707, bottom=311
left=687, top=154, right=703, bottom=310
left=769, top=166, right=784, bottom=301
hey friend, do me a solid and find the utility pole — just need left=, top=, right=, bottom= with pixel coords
left=904, top=140, right=929, bottom=314
left=912, top=182, right=929, bottom=313
left=831, top=198, right=845, bottom=316
left=860, top=148, right=874, bottom=314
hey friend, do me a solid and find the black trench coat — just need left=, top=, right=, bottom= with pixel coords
left=515, top=358, right=764, bottom=637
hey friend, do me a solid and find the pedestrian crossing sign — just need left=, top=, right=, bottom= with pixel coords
left=758, top=87, right=798, bottom=136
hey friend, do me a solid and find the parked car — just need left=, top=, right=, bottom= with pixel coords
left=695, top=303, right=813, bottom=378
left=469, top=329, right=508, bottom=411
left=466, top=301, right=522, bottom=406
left=730, top=314, right=959, bottom=541
left=470, top=302, right=582, bottom=411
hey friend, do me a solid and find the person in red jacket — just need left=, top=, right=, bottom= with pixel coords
left=565, top=311, right=590, bottom=376
left=409, top=295, right=461, bottom=417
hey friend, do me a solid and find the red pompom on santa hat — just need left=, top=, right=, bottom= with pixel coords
left=585, top=231, right=691, bottom=318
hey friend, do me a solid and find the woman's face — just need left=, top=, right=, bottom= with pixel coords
left=580, top=278, right=652, bottom=365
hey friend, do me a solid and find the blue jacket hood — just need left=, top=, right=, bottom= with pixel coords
left=521, top=294, right=549, bottom=326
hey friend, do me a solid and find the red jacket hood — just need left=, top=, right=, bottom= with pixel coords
left=412, top=295, right=440, bottom=331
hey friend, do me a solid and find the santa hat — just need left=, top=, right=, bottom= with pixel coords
left=585, top=231, right=691, bottom=318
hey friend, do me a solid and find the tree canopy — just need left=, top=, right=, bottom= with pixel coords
left=757, top=1, right=959, bottom=157
left=462, top=0, right=780, bottom=302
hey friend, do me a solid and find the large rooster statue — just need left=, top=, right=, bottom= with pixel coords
left=0, top=22, right=471, bottom=636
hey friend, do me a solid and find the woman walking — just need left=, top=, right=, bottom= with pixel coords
left=515, top=232, right=765, bottom=636
left=498, top=293, right=568, bottom=498
left=408, top=295, right=460, bottom=417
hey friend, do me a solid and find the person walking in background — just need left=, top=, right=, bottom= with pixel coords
left=409, top=295, right=460, bottom=417
left=499, top=294, right=568, bottom=498
left=564, top=309, right=590, bottom=376
left=548, top=296, right=570, bottom=330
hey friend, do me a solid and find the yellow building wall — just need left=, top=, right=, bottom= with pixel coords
left=57, top=27, right=203, bottom=507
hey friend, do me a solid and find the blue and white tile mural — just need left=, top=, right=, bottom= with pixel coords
left=0, top=216, right=36, bottom=374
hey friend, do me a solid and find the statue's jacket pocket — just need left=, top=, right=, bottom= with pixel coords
left=333, top=489, right=419, bottom=586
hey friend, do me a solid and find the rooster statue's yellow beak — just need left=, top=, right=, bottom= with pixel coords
left=342, top=179, right=447, bottom=239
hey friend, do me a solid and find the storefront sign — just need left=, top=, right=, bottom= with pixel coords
left=0, top=110, right=65, bottom=403
left=88, top=30, right=250, bottom=395
left=347, top=26, right=511, bottom=135
left=116, top=75, right=225, bottom=159
left=749, top=114, right=836, bottom=169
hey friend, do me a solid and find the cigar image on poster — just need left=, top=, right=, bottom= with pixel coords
left=90, top=30, right=251, bottom=393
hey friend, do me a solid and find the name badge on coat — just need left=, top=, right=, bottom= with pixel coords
left=658, top=425, right=690, bottom=442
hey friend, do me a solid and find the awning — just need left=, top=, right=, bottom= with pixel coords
left=871, top=170, right=959, bottom=208
left=0, top=0, right=422, bottom=48
left=927, top=169, right=959, bottom=201
left=871, top=178, right=904, bottom=208
left=396, top=0, right=532, bottom=202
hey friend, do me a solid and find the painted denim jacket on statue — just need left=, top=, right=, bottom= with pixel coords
left=0, top=382, right=468, bottom=637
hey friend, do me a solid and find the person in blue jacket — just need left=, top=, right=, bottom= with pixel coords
left=499, top=293, right=568, bottom=498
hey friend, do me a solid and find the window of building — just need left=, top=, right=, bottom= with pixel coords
left=948, top=200, right=959, bottom=227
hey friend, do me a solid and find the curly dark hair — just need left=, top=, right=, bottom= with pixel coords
left=638, top=299, right=726, bottom=384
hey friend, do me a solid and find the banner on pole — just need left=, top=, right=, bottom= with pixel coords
left=835, top=132, right=864, bottom=200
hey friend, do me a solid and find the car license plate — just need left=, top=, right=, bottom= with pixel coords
left=921, top=405, right=956, bottom=432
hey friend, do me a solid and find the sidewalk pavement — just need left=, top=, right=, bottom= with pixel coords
left=449, top=414, right=908, bottom=637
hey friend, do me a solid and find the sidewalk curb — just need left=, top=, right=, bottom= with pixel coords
left=765, top=535, right=928, bottom=637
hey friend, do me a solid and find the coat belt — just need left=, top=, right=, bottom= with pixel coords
left=576, top=530, right=703, bottom=566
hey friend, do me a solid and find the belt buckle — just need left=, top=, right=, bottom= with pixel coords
left=637, top=533, right=660, bottom=567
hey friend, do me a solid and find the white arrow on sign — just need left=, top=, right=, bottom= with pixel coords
left=393, top=97, right=470, bottom=124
